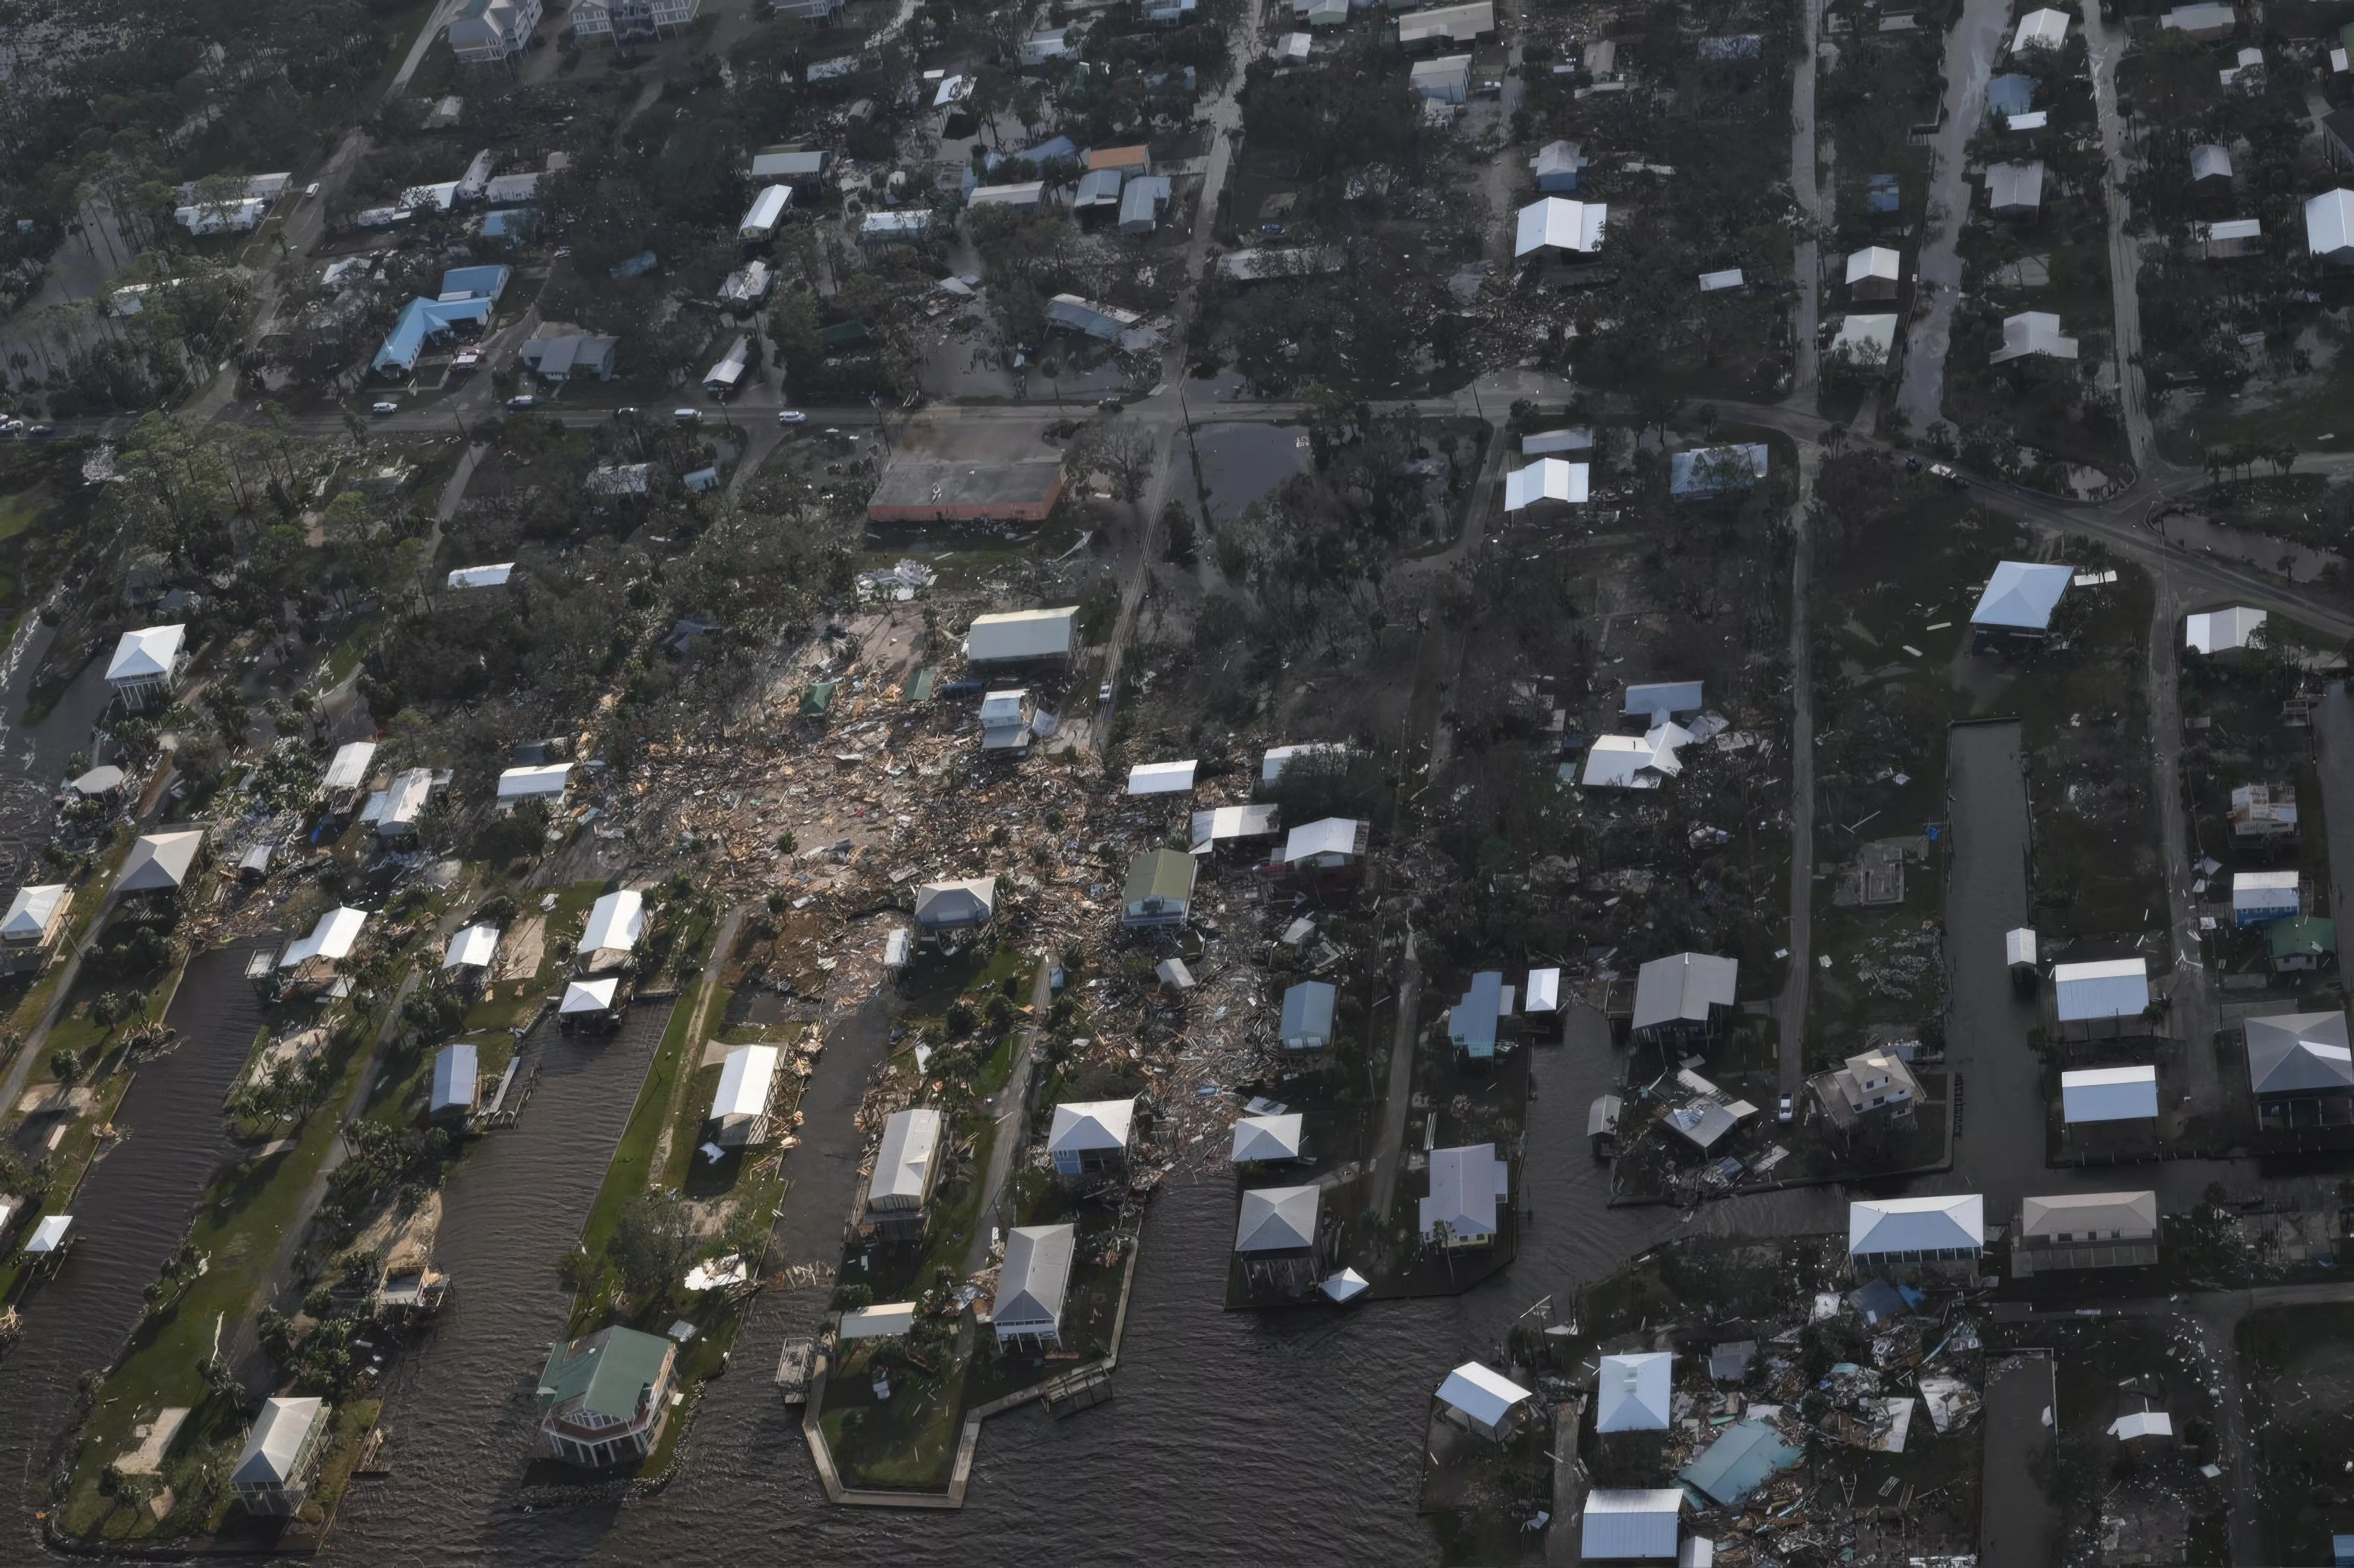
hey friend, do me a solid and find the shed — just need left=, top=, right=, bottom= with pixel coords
left=1232, top=1112, right=1306, bottom=1163
left=710, top=1045, right=780, bottom=1145
left=2186, top=605, right=2265, bottom=653
left=429, top=1043, right=479, bottom=1118
left=993, top=1223, right=1076, bottom=1344
left=2061, top=1063, right=2159, bottom=1122
left=1436, top=1361, right=1535, bottom=1440
left=1514, top=197, right=1608, bottom=258
left=1504, top=458, right=1590, bottom=510
left=2005, top=926, right=2038, bottom=968
left=2053, top=958, right=2149, bottom=1022
left=1582, top=1489, right=1683, bottom=1560
left=1596, top=1351, right=1673, bottom=1431
left=1419, top=1142, right=1508, bottom=1245
left=1048, top=1098, right=1136, bottom=1175
left=967, top=607, right=1078, bottom=664
left=1698, top=269, right=1745, bottom=292
left=1281, top=980, right=1338, bottom=1051
left=1969, top=560, right=2072, bottom=630
left=2233, top=869, right=2301, bottom=925
left=1127, top=759, right=1199, bottom=795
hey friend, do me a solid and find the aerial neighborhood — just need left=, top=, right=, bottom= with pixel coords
left=7, top=0, right=2354, bottom=1559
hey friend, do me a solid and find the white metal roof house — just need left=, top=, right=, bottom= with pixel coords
left=1986, top=160, right=2046, bottom=216
left=430, top=1043, right=479, bottom=1119
left=443, top=922, right=500, bottom=973
left=0, top=885, right=70, bottom=969
left=993, top=1222, right=1076, bottom=1345
left=2015, top=1190, right=2161, bottom=1275
left=1526, top=967, right=1561, bottom=1013
left=322, top=741, right=378, bottom=797
left=105, top=625, right=186, bottom=708
left=496, top=763, right=571, bottom=808
left=2052, top=957, right=2149, bottom=1024
left=280, top=907, right=368, bottom=972
left=1419, top=1143, right=1508, bottom=1246
left=1504, top=458, right=1590, bottom=511
left=2189, top=143, right=2234, bottom=186
left=1048, top=1098, right=1137, bottom=1176
left=2185, top=605, right=2265, bottom=653
left=232, top=1396, right=330, bottom=1515
left=1991, top=311, right=2077, bottom=365
left=978, top=689, right=1034, bottom=754
left=914, top=876, right=997, bottom=930
left=1581, top=1489, right=1683, bottom=1560
left=1127, top=759, right=1199, bottom=795
left=2061, top=1063, right=2159, bottom=1122
left=1849, top=1194, right=1985, bottom=1269
left=580, top=890, right=647, bottom=960
left=447, top=563, right=514, bottom=591
left=2011, top=6, right=2069, bottom=50
left=1281, top=979, right=1338, bottom=1051
left=1515, top=197, right=1608, bottom=259
left=1191, top=803, right=1282, bottom=850
left=1437, top=1361, right=1536, bottom=1440
left=739, top=185, right=794, bottom=240
left=1580, top=725, right=1692, bottom=789
left=1399, top=1, right=1494, bottom=46
left=1282, top=816, right=1368, bottom=867
left=709, top=1044, right=780, bottom=1145
left=2232, top=869, right=2301, bottom=926
left=559, top=977, right=621, bottom=1018
left=118, top=829, right=206, bottom=893
left=966, top=607, right=1078, bottom=664
left=1232, top=1112, right=1306, bottom=1163
left=1969, top=560, right=2072, bottom=634
left=2244, top=1010, right=2354, bottom=1097
left=1596, top=1351, right=1673, bottom=1432
left=1261, top=741, right=1349, bottom=782
left=375, top=767, right=435, bottom=840
left=2306, top=190, right=2354, bottom=264
left=1410, top=52, right=1474, bottom=103
left=1845, top=245, right=1902, bottom=300
left=1630, top=952, right=1738, bottom=1042
left=865, top=1108, right=943, bottom=1237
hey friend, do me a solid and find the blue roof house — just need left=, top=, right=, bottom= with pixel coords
left=374, top=295, right=494, bottom=374
left=440, top=264, right=510, bottom=302
left=1449, top=972, right=1505, bottom=1059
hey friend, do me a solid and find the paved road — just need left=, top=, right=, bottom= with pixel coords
left=1788, top=0, right=1826, bottom=402
left=1774, top=443, right=1822, bottom=1093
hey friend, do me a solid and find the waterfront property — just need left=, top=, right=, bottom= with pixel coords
left=1234, top=1184, right=1323, bottom=1293
left=992, top=1223, right=1076, bottom=1347
left=429, top=1043, right=479, bottom=1121
left=1629, top=952, right=1737, bottom=1049
left=558, top=976, right=622, bottom=1029
left=1048, top=1098, right=1136, bottom=1178
left=1812, top=1048, right=1920, bottom=1127
left=1231, top=1112, right=1306, bottom=1164
left=709, top=1044, right=781, bottom=1146
left=0, top=883, right=72, bottom=973
left=117, top=829, right=206, bottom=894
left=2060, top=1064, right=2159, bottom=1124
left=443, top=922, right=500, bottom=986
left=1435, top=1361, right=1534, bottom=1441
left=1281, top=980, right=1337, bottom=1057
left=232, top=1396, right=329, bottom=1515
left=534, top=1326, right=679, bottom=1469
left=1580, top=1489, right=1684, bottom=1560
left=105, top=624, right=188, bottom=708
left=1595, top=1351, right=1672, bottom=1432
left=1446, top=971, right=1506, bottom=1060
left=865, top=1107, right=944, bottom=1240
left=2244, top=1010, right=2354, bottom=1129
left=2010, top=1190, right=2160, bottom=1276
left=1418, top=1143, right=1508, bottom=1247
left=1848, top=1194, right=1985, bottom=1281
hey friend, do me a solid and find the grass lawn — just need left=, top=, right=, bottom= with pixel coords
left=819, top=1341, right=971, bottom=1491
left=567, top=986, right=696, bottom=1333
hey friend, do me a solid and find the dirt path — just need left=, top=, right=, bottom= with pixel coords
left=1774, top=442, right=1822, bottom=1093
left=1788, top=0, right=1825, bottom=406
left=961, top=954, right=1055, bottom=1274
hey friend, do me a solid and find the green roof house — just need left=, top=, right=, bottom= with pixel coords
left=2270, top=915, right=2337, bottom=974
left=1122, top=848, right=1197, bottom=929
left=535, top=1325, right=679, bottom=1469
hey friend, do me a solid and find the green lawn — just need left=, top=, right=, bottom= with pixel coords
left=819, top=1343, right=970, bottom=1491
left=566, top=983, right=699, bottom=1333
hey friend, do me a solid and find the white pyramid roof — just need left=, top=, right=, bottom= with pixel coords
left=117, top=829, right=206, bottom=892
left=1596, top=1351, right=1673, bottom=1431
left=1849, top=1194, right=1984, bottom=1255
left=559, top=977, right=620, bottom=1013
left=105, top=624, right=185, bottom=683
left=1048, top=1098, right=1136, bottom=1154
left=1231, top=1112, right=1305, bottom=1163
left=1235, top=1184, right=1319, bottom=1252
left=1969, top=560, right=2073, bottom=629
left=0, top=885, right=67, bottom=941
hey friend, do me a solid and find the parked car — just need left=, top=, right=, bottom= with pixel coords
left=1927, top=463, right=1967, bottom=490
left=1776, top=1093, right=1794, bottom=1124
left=776, top=409, right=807, bottom=425
left=673, top=408, right=702, bottom=425
left=615, top=406, right=642, bottom=421
left=506, top=394, right=538, bottom=411
left=24, top=424, right=56, bottom=438
left=0, top=418, right=23, bottom=435
left=371, top=401, right=399, bottom=415
left=1098, top=398, right=1123, bottom=413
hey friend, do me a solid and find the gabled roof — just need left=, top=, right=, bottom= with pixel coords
left=1122, top=848, right=1195, bottom=906
left=558, top=977, right=620, bottom=1014
left=1235, top=1184, right=1319, bottom=1251
left=711, top=1044, right=779, bottom=1121
left=0, top=885, right=67, bottom=941
left=967, top=606, right=1078, bottom=662
left=1631, top=952, right=1738, bottom=1031
left=2306, top=189, right=2354, bottom=256
left=2185, top=605, right=2265, bottom=653
left=2019, top=1189, right=2158, bottom=1238
left=1419, top=1142, right=1508, bottom=1239
left=1848, top=1193, right=1985, bottom=1255
left=1970, top=560, right=2072, bottom=628
left=324, top=742, right=382, bottom=791
left=234, top=1397, right=325, bottom=1486
left=497, top=763, right=571, bottom=800
left=1048, top=1098, right=1136, bottom=1155
left=1581, top=1489, right=1683, bottom=1560
left=2052, top=957, right=2148, bottom=1021
left=870, top=1107, right=943, bottom=1203
left=2005, top=927, right=2038, bottom=965
left=118, top=829, right=206, bottom=892
left=1232, top=1112, right=1306, bottom=1162
left=1845, top=245, right=1901, bottom=284
left=1437, top=1360, right=1533, bottom=1427
left=448, top=563, right=513, bottom=590
left=996, top=1223, right=1076, bottom=1330
left=1986, top=160, right=2046, bottom=210
left=1127, top=759, right=1199, bottom=795
left=106, top=624, right=185, bottom=683
left=430, top=1043, right=478, bottom=1113
left=1504, top=458, right=1590, bottom=509
left=1514, top=197, right=1607, bottom=257
left=281, top=906, right=367, bottom=968
left=443, top=923, right=500, bottom=970
left=2060, top=1063, right=2159, bottom=1122
left=536, top=1326, right=670, bottom=1423
left=2012, top=7, right=2069, bottom=49
left=1191, top=803, right=1282, bottom=848
left=1282, top=816, right=1365, bottom=863
left=1681, top=1417, right=1806, bottom=1505
left=2244, top=1010, right=2354, bottom=1094
left=1991, top=311, right=2077, bottom=363
left=1281, top=979, right=1337, bottom=1041
left=1596, top=1351, right=1672, bottom=1431
left=580, top=890, right=646, bottom=955
left=2190, top=143, right=2233, bottom=181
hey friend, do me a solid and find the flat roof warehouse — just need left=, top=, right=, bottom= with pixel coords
left=868, top=458, right=1067, bottom=523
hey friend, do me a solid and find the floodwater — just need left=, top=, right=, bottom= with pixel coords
left=0, top=941, right=272, bottom=1554
left=0, top=618, right=124, bottom=892
left=318, top=1003, right=1846, bottom=1568
left=2156, top=511, right=2342, bottom=586
left=1189, top=421, right=1309, bottom=528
